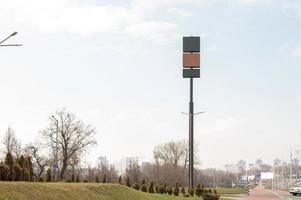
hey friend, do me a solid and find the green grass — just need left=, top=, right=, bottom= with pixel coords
left=0, top=182, right=232, bottom=200
left=215, top=187, right=245, bottom=194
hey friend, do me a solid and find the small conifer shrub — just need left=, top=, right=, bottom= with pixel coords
left=126, top=176, right=131, bottom=187
left=167, top=186, right=173, bottom=195
left=148, top=182, right=154, bottom=193
left=95, top=175, right=99, bottom=183
left=173, top=183, right=179, bottom=196
left=188, top=188, right=194, bottom=196
left=181, top=187, right=186, bottom=196
left=46, top=168, right=52, bottom=182
left=133, top=183, right=140, bottom=190
left=102, top=174, right=107, bottom=183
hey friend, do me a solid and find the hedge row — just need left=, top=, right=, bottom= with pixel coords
left=123, top=177, right=220, bottom=199
left=0, top=153, right=34, bottom=181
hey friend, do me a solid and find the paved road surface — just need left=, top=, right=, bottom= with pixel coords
left=232, top=187, right=300, bottom=200
left=268, top=189, right=300, bottom=200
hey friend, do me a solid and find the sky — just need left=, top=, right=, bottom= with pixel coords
left=0, top=0, right=301, bottom=169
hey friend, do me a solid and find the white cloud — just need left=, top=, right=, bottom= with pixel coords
left=1, top=0, right=179, bottom=42
left=280, top=1, right=301, bottom=17
left=233, top=0, right=272, bottom=6
left=101, top=43, right=143, bottom=55
left=200, top=117, right=243, bottom=137
left=132, top=0, right=208, bottom=10
left=292, top=47, right=301, bottom=64
left=214, top=117, right=242, bottom=132
left=3, top=0, right=134, bottom=35
left=207, top=45, right=226, bottom=52
left=168, top=8, right=193, bottom=17
left=235, top=0, right=258, bottom=5
left=296, top=94, right=301, bottom=102
left=124, top=21, right=178, bottom=42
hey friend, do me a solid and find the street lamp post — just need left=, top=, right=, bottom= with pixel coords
left=0, top=32, right=22, bottom=47
left=52, top=115, right=59, bottom=180
left=281, top=162, right=284, bottom=189
left=290, top=151, right=292, bottom=185
left=289, top=145, right=301, bottom=186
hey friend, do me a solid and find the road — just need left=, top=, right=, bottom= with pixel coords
left=232, top=187, right=300, bottom=200
left=269, top=190, right=301, bottom=200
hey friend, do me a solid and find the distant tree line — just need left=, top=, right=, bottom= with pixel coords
left=0, top=108, right=238, bottom=197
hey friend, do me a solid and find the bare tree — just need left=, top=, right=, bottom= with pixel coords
left=69, top=153, right=81, bottom=180
left=153, top=150, right=161, bottom=181
left=41, top=109, right=97, bottom=179
left=154, top=140, right=197, bottom=168
left=150, top=140, right=199, bottom=185
left=96, top=160, right=118, bottom=183
left=2, top=127, right=22, bottom=158
left=24, top=144, right=50, bottom=179
left=126, top=161, right=142, bottom=184
left=107, top=165, right=118, bottom=183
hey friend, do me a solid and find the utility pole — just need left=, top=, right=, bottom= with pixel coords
left=289, top=145, right=301, bottom=186
left=281, top=162, right=284, bottom=189
left=290, top=150, right=293, bottom=186
left=189, top=77, right=194, bottom=188
left=272, top=165, right=274, bottom=190
left=52, top=115, right=59, bottom=180
left=182, top=36, right=201, bottom=188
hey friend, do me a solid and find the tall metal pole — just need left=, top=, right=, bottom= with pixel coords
left=52, top=115, right=59, bottom=180
left=183, top=36, right=200, bottom=189
left=281, top=162, right=284, bottom=189
left=272, top=165, right=274, bottom=190
left=290, top=151, right=292, bottom=186
left=55, top=125, right=59, bottom=180
left=189, top=77, right=194, bottom=188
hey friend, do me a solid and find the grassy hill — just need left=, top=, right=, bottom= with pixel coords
left=215, top=187, right=244, bottom=194
left=0, top=182, right=209, bottom=200
left=0, top=182, right=238, bottom=200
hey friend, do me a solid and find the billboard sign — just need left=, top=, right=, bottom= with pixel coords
left=183, top=37, right=200, bottom=78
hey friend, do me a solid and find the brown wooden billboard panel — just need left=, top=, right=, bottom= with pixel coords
left=183, top=53, right=200, bottom=68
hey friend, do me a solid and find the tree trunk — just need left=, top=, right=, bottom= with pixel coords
left=60, top=159, right=68, bottom=179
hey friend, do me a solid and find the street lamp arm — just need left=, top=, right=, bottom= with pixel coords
left=0, top=32, right=21, bottom=46
left=0, top=35, right=13, bottom=45
left=181, top=111, right=205, bottom=116
left=10, top=32, right=18, bottom=36
left=194, top=111, right=205, bottom=115
left=0, top=44, right=22, bottom=47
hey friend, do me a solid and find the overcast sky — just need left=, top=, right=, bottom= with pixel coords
left=0, top=0, right=301, bottom=168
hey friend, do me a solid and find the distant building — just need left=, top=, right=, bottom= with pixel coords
left=274, top=159, right=281, bottom=166
left=256, top=159, right=263, bottom=165
left=249, top=163, right=255, bottom=169
left=98, top=156, right=109, bottom=169
left=225, top=160, right=246, bottom=173
left=224, top=164, right=239, bottom=173
left=237, top=160, right=246, bottom=173
left=119, top=157, right=143, bottom=175
left=141, top=161, right=151, bottom=168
